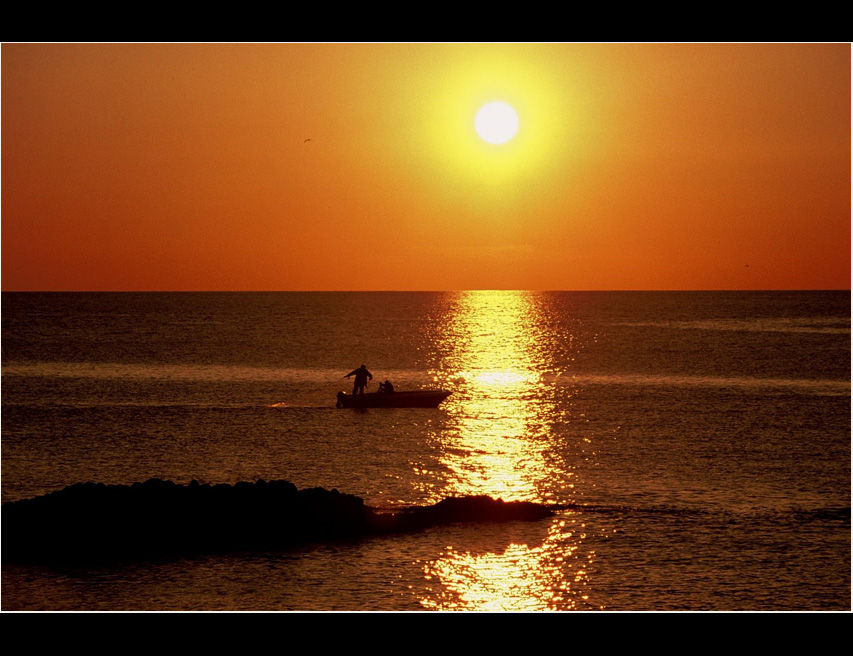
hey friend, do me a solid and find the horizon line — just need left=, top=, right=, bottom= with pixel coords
left=2, top=288, right=850, bottom=294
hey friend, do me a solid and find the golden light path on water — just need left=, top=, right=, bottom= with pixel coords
left=432, top=291, right=555, bottom=501
left=415, top=291, right=599, bottom=610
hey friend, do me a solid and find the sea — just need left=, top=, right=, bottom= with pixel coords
left=1, top=290, right=850, bottom=611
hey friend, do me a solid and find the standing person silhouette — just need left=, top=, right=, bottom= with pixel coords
left=344, top=364, right=373, bottom=395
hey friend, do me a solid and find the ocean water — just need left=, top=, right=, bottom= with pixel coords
left=1, top=290, right=849, bottom=611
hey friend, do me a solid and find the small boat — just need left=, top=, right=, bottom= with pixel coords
left=336, top=390, right=451, bottom=408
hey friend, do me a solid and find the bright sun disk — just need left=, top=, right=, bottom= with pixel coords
left=475, top=101, right=519, bottom=144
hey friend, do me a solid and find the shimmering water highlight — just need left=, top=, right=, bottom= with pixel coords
left=2, top=291, right=849, bottom=610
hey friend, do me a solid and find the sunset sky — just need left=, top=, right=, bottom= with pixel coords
left=2, top=43, right=850, bottom=291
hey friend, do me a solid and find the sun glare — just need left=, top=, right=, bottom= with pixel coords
left=475, top=101, right=519, bottom=144
left=415, top=50, right=574, bottom=193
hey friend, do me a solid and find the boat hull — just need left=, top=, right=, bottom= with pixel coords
left=336, top=390, right=451, bottom=408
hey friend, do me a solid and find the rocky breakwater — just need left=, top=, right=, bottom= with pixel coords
left=2, top=479, right=554, bottom=564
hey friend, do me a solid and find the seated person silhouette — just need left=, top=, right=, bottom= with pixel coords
left=377, top=379, right=395, bottom=395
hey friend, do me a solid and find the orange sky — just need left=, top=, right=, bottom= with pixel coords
left=2, top=43, right=850, bottom=291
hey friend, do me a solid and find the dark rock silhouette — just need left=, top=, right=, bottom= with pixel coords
left=2, top=479, right=553, bottom=564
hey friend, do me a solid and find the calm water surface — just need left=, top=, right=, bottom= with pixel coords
left=1, top=291, right=850, bottom=610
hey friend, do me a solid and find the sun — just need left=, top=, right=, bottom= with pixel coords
left=475, top=101, right=519, bottom=144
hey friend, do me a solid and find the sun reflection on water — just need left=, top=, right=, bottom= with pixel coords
left=418, top=518, right=599, bottom=611
left=419, top=290, right=573, bottom=503
left=413, top=290, right=597, bottom=610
